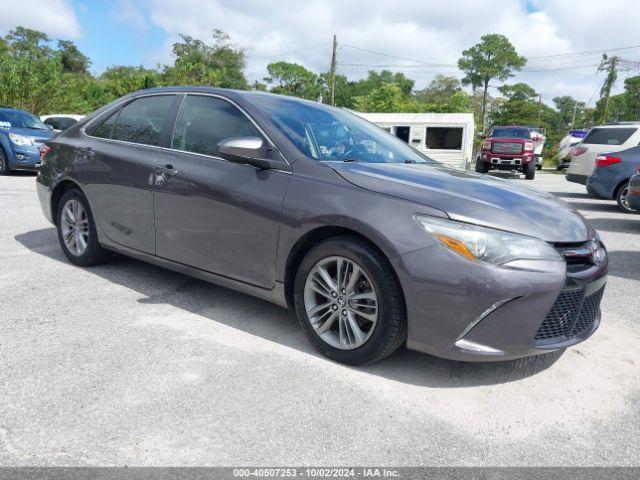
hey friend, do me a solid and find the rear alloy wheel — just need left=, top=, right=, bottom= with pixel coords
left=56, top=189, right=111, bottom=266
left=0, top=149, right=9, bottom=175
left=525, top=160, right=536, bottom=180
left=616, top=182, right=638, bottom=214
left=294, top=237, right=406, bottom=365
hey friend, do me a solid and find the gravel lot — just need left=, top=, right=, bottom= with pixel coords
left=1, top=171, right=639, bottom=466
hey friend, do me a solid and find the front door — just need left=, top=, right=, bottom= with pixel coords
left=153, top=94, right=290, bottom=289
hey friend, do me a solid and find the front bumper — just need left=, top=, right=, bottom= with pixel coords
left=8, top=146, right=42, bottom=171
left=480, top=151, right=535, bottom=170
left=394, top=241, right=607, bottom=362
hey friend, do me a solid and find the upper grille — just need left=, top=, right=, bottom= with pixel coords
left=535, top=285, right=605, bottom=343
left=492, top=142, right=523, bottom=154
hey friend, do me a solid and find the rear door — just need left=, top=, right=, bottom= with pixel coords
left=80, top=94, right=178, bottom=254
left=568, top=127, right=638, bottom=178
left=153, top=94, right=290, bottom=288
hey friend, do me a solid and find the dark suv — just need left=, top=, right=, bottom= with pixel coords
left=476, top=126, right=537, bottom=179
left=36, top=87, right=607, bottom=365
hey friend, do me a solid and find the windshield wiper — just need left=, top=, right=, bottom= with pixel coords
left=342, top=158, right=358, bottom=162
left=404, top=159, right=417, bottom=164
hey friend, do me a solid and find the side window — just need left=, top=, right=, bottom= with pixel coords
left=171, top=95, right=263, bottom=156
left=44, top=118, right=61, bottom=130
left=89, top=111, right=119, bottom=139
left=111, top=95, right=175, bottom=146
left=60, top=117, right=78, bottom=130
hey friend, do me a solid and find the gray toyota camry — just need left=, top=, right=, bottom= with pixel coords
left=36, top=87, right=608, bottom=365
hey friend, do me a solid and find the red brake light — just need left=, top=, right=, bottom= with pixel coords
left=38, top=144, right=51, bottom=160
left=572, top=146, right=588, bottom=156
left=595, top=155, right=621, bottom=168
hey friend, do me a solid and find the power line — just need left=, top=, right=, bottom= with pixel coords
left=251, top=42, right=331, bottom=61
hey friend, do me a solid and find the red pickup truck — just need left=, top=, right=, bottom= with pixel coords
left=476, top=126, right=537, bottom=180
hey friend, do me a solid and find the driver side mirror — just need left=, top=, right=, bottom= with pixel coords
left=217, top=137, right=285, bottom=170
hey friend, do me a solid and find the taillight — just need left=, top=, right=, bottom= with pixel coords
left=572, top=146, right=588, bottom=156
left=595, top=155, right=621, bottom=168
left=38, top=144, right=51, bottom=160
left=482, top=140, right=491, bottom=150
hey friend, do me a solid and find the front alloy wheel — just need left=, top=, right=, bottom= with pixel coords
left=304, top=256, right=378, bottom=350
left=294, top=237, right=407, bottom=365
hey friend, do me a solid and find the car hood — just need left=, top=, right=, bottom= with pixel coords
left=328, top=161, right=592, bottom=243
left=8, top=127, right=53, bottom=141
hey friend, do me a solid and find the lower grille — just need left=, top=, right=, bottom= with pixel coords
left=535, top=286, right=605, bottom=343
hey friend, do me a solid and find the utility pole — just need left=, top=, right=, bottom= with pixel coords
left=329, top=34, right=337, bottom=106
left=570, top=101, right=579, bottom=128
left=537, top=94, right=542, bottom=128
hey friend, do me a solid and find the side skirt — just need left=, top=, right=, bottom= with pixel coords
left=99, top=238, right=289, bottom=308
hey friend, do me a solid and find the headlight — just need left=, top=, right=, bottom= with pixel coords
left=482, top=140, right=491, bottom=150
left=8, top=133, right=34, bottom=146
left=416, top=215, right=562, bottom=265
left=524, top=141, right=534, bottom=151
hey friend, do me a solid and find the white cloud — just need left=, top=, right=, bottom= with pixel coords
left=111, top=0, right=149, bottom=31
left=146, top=0, right=616, bottom=102
left=0, top=0, right=82, bottom=39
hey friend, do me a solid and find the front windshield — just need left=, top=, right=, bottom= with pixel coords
left=0, top=110, right=48, bottom=130
left=490, top=127, right=530, bottom=139
left=251, top=94, right=436, bottom=164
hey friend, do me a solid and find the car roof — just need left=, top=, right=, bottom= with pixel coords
left=0, top=106, right=32, bottom=114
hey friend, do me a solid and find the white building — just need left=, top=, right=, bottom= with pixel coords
left=354, top=112, right=475, bottom=170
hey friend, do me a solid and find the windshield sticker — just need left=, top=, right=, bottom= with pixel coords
left=0, top=121, right=11, bottom=129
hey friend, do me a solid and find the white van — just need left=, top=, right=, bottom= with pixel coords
left=566, top=123, right=640, bottom=185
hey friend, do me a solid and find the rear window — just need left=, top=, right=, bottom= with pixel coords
left=583, top=127, right=636, bottom=145
left=111, top=95, right=175, bottom=146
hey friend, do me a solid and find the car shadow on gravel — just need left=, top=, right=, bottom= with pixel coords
left=16, top=227, right=564, bottom=388
left=587, top=216, right=640, bottom=234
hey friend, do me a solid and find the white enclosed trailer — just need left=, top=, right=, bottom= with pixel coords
left=354, top=112, right=475, bottom=170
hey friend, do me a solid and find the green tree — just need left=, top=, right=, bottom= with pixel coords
left=162, top=30, right=248, bottom=89
left=100, top=65, right=160, bottom=99
left=499, top=82, right=537, bottom=102
left=458, top=34, right=526, bottom=131
left=415, top=75, right=461, bottom=104
left=264, top=61, right=322, bottom=100
left=58, top=40, right=90, bottom=74
left=352, top=83, right=416, bottom=112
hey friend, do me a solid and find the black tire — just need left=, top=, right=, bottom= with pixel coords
left=537, top=164, right=542, bottom=171
left=616, top=182, right=639, bottom=214
left=525, top=161, right=536, bottom=180
left=293, top=237, right=407, bottom=365
left=0, top=148, right=9, bottom=175
left=56, top=188, right=111, bottom=266
left=475, top=159, right=488, bottom=174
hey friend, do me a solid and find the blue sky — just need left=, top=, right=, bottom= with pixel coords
left=1, top=0, right=638, bottom=103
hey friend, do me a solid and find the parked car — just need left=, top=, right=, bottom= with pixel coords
left=566, top=123, right=640, bottom=185
left=476, top=125, right=538, bottom=180
left=0, top=106, right=54, bottom=174
left=36, top=87, right=608, bottom=365
left=557, top=129, right=588, bottom=170
left=41, top=114, right=85, bottom=132
left=586, top=146, right=640, bottom=213
left=626, top=167, right=640, bottom=211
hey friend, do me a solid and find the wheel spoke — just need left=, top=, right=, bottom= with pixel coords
left=346, top=311, right=365, bottom=345
left=76, top=232, right=88, bottom=252
left=350, top=307, right=377, bottom=323
left=315, top=310, right=337, bottom=335
left=345, top=263, right=362, bottom=294
left=307, top=300, right=332, bottom=318
left=63, top=206, right=75, bottom=224
left=317, top=265, right=337, bottom=292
